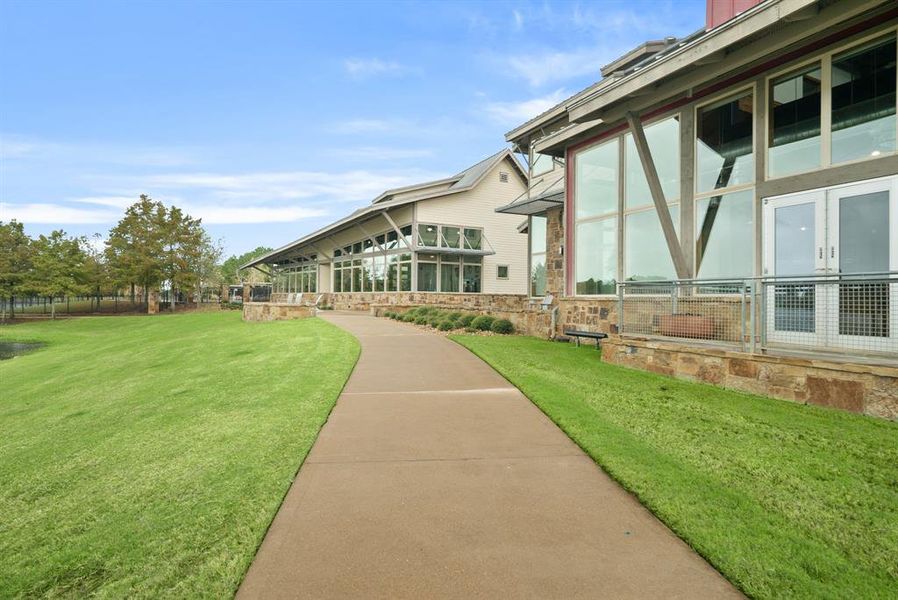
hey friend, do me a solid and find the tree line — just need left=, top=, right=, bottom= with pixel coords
left=0, top=195, right=271, bottom=318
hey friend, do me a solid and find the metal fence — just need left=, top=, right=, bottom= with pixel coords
left=618, top=272, right=898, bottom=362
left=0, top=295, right=146, bottom=318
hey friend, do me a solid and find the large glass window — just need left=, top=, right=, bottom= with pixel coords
left=417, top=255, right=438, bottom=291
left=399, top=261, right=412, bottom=291
left=625, top=206, right=680, bottom=281
left=530, top=215, right=547, bottom=297
left=372, top=256, right=385, bottom=292
left=575, top=138, right=618, bottom=218
left=575, top=218, right=617, bottom=295
left=696, top=93, right=754, bottom=193
left=463, top=228, right=482, bottom=250
left=695, top=189, right=754, bottom=279
left=442, top=226, right=461, bottom=248
left=342, top=266, right=352, bottom=292
left=831, top=36, right=897, bottom=164
left=463, top=257, right=482, bottom=293
left=625, top=117, right=680, bottom=207
left=440, top=256, right=460, bottom=292
left=418, top=224, right=439, bottom=247
left=769, top=65, right=822, bottom=177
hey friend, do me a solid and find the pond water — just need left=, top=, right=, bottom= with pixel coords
left=0, top=342, right=45, bottom=360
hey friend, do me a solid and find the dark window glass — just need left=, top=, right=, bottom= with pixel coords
left=417, top=262, right=437, bottom=291
left=418, top=224, right=439, bottom=247
left=463, top=264, right=481, bottom=293
left=464, top=228, right=482, bottom=250
left=696, top=93, right=754, bottom=192
left=769, top=66, right=822, bottom=177
left=831, top=37, right=897, bottom=163
left=441, top=262, right=460, bottom=292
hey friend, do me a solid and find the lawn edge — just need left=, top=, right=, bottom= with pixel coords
left=231, top=317, right=362, bottom=596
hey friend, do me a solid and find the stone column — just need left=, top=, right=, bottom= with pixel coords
left=147, top=290, right=159, bottom=314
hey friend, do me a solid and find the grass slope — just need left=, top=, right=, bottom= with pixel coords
left=0, top=312, right=359, bottom=598
left=452, top=335, right=898, bottom=600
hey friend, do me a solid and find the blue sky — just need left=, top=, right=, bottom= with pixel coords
left=0, top=0, right=705, bottom=258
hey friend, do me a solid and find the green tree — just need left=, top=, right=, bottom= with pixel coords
left=0, top=220, right=33, bottom=319
left=29, top=230, right=89, bottom=319
left=105, top=195, right=166, bottom=305
left=220, top=246, right=273, bottom=284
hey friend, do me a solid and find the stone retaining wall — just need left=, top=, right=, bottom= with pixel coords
left=243, top=302, right=315, bottom=322
left=602, top=336, right=898, bottom=420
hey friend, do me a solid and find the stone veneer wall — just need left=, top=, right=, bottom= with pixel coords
left=544, top=206, right=565, bottom=297
left=322, top=292, right=551, bottom=337
left=602, top=336, right=898, bottom=420
left=243, top=302, right=314, bottom=322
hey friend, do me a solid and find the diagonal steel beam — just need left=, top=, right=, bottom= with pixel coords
left=381, top=210, right=412, bottom=248
left=625, top=111, right=690, bottom=279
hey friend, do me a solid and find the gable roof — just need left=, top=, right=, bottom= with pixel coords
left=240, top=150, right=526, bottom=270
left=372, top=149, right=526, bottom=204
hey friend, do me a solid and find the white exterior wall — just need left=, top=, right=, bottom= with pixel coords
left=415, top=157, right=529, bottom=294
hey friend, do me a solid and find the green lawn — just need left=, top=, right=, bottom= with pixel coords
left=452, top=335, right=898, bottom=600
left=0, top=312, right=359, bottom=598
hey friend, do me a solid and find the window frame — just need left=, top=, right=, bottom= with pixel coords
left=763, top=27, right=898, bottom=180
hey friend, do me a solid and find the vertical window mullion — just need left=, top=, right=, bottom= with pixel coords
left=821, top=53, right=833, bottom=167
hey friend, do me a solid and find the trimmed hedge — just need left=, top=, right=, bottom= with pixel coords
left=470, top=315, right=495, bottom=331
left=490, top=318, right=514, bottom=334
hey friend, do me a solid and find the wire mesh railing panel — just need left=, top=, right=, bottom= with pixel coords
left=762, top=275, right=898, bottom=357
left=619, top=281, right=750, bottom=349
left=618, top=273, right=898, bottom=362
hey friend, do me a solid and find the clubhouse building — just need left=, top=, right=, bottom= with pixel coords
left=244, top=0, right=897, bottom=418
left=241, top=150, right=529, bottom=309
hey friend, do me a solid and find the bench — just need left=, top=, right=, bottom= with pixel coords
left=563, top=330, right=608, bottom=350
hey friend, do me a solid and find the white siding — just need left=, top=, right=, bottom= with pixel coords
left=415, top=157, right=529, bottom=294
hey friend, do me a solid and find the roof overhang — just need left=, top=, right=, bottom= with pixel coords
left=496, top=194, right=563, bottom=216
left=507, top=0, right=894, bottom=150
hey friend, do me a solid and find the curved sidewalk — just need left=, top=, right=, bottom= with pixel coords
left=237, top=311, right=741, bottom=599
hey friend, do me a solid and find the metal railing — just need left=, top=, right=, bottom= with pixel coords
left=618, top=272, right=898, bottom=362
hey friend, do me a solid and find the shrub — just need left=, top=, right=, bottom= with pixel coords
left=427, top=315, right=443, bottom=327
left=384, top=311, right=395, bottom=319
left=437, top=320, right=454, bottom=331
left=447, top=311, right=462, bottom=321
left=471, top=315, right=495, bottom=331
left=490, top=318, right=514, bottom=334
left=402, top=314, right=416, bottom=323
left=464, top=326, right=477, bottom=333
left=457, top=313, right=476, bottom=327
left=414, top=316, right=428, bottom=325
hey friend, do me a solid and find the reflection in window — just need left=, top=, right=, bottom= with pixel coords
left=695, top=189, right=754, bottom=279
left=530, top=216, right=547, bottom=297
left=576, top=218, right=617, bottom=295
left=417, top=259, right=437, bottom=291
left=575, top=138, right=619, bottom=218
left=463, top=257, right=482, bottom=293
left=442, top=226, right=460, bottom=248
left=440, top=257, right=460, bottom=292
left=769, top=66, right=822, bottom=177
left=418, top=224, right=438, bottom=247
left=696, top=93, right=754, bottom=193
left=625, top=117, right=680, bottom=207
left=464, top=228, right=482, bottom=250
left=831, top=37, right=897, bottom=164
left=625, top=206, right=680, bottom=281
left=399, top=262, right=412, bottom=291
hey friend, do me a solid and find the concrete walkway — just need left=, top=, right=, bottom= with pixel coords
left=237, top=312, right=741, bottom=599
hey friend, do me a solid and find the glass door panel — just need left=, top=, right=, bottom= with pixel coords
left=828, top=180, right=897, bottom=353
left=763, top=190, right=825, bottom=348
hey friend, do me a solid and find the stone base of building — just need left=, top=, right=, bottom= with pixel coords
left=243, top=302, right=315, bottom=322
left=328, top=292, right=554, bottom=337
left=602, top=336, right=898, bottom=420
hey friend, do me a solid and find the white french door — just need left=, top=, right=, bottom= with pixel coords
left=763, top=176, right=898, bottom=354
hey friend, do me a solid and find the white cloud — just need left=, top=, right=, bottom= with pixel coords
left=325, top=146, right=434, bottom=161
left=0, top=203, right=120, bottom=224
left=505, top=48, right=615, bottom=88
left=343, top=58, right=406, bottom=79
left=483, top=89, right=569, bottom=126
left=190, top=205, right=326, bottom=225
